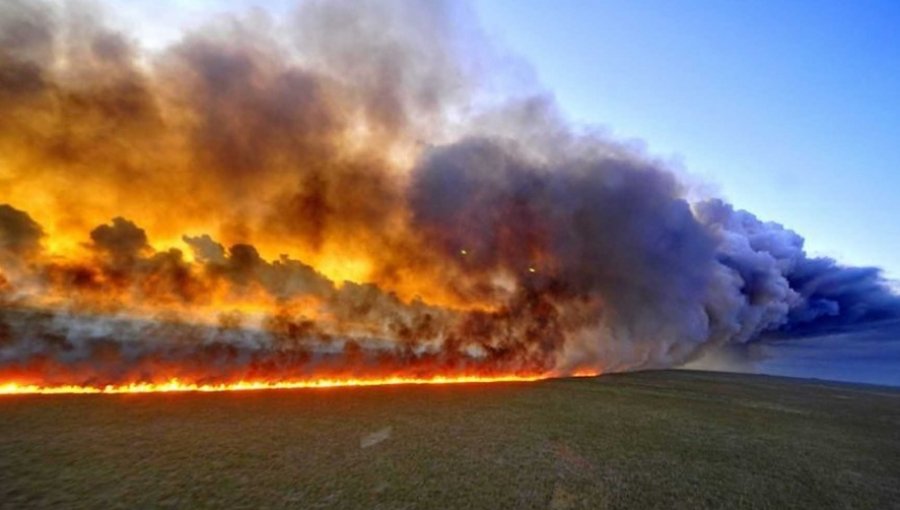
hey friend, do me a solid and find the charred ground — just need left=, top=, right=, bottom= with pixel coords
left=1, top=370, right=898, bottom=510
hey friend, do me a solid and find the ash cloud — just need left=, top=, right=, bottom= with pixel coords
left=0, top=0, right=897, bottom=386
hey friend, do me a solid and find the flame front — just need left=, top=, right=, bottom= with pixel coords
left=0, top=373, right=577, bottom=396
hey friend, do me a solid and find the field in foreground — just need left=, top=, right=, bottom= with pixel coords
left=1, top=371, right=898, bottom=509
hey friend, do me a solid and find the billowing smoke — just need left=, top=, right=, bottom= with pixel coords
left=0, top=0, right=897, bottom=387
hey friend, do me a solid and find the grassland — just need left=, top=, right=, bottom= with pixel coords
left=1, top=370, right=898, bottom=509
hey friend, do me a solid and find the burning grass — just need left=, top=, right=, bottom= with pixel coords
left=1, top=370, right=898, bottom=509
left=0, top=373, right=551, bottom=395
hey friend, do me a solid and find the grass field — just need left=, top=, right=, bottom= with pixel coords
left=1, top=370, right=898, bottom=509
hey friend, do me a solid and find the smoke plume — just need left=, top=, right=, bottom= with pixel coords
left=0, top=0, right=897, bottom=387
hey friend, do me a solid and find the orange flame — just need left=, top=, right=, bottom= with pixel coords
left=0, top=371, right=600, bottom=396
left=0, top=375, right=543, bottom=396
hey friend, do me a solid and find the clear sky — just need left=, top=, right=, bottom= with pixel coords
left=118, top=0, right=900, bottom=279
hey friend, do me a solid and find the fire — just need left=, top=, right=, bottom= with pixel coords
left=0, top=374, right=558, bottom=396
left=0, top=2, right=649, bottom=388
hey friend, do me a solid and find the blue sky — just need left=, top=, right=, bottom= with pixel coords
left=119, top=0, right=900, bottom=279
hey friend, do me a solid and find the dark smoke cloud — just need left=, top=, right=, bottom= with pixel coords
left=0, top=0, right=897, bottom=386
left=697, top=200, right=900, bottom=338
left=90, top=217, right=150, bottom=263
left=409, top=137, right=718, bottom=368
left=0, top=204, right=43, bottom=257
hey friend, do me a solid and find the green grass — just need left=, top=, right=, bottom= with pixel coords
left=1, top=370, right=898, bottom=509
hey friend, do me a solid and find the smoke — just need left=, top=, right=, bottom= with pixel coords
left=0, top=0, right=897, bottom=387
left=696, top=200, right=900, bottom=337
left=0, top=205, right=43, bottom=257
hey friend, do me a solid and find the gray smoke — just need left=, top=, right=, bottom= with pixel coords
left=0, top=0, right=897, bottom=386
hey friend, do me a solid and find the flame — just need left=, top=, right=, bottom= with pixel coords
left=0, top=373, right=567, bottom=396
left=0, top=3, right=613, bottom=390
